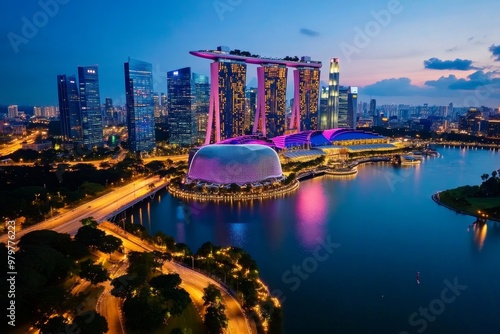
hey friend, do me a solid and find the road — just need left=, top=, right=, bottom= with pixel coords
left=0, top=133, right=37, bottom=157
left=99, top=223, right=252, bottom=334
left=96, top=261, right=128, bottom=334
left=0, top=176, right=167, bottom=244
left=1, top=154, right=188, bottom=167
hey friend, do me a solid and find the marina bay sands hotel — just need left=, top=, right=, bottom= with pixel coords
left=190, top=47, right=340, bottom=144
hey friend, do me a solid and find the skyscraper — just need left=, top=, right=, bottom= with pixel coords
left=290, top=61, right=321, bottom=131
left=338, top=86, right=349, bottom=128
left=319, top=86, right=329, bottom=129
left=370, top=99, right=378, bottom=126
left=253, top=64, right=287, bottom=137
left=219, top=60, right=246, bottom=141
left=348, top=87, right=358, bottom=129
left=167, top=67, right=196, bottom=146
left=244, top=87, right=257, bottom=133
left=124, top=58, right=156, bottom=152
left=192, top=73, right=210, bottom=144
left=78, top=66, right=103, bottom=148
left=326, top=58, right=340, bottom=129
left=57, top=74, right=81, bottom=140
left=104, top=97, right=114, bottom=126
left=8, top=105, right=18, bottom=118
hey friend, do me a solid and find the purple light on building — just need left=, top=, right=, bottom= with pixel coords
left=191, top=48, right=322, bottom=142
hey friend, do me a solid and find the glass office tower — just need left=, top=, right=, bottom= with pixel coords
left=124, top=58, right=156, bottom=152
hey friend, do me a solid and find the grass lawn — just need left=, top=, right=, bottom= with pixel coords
left=439, top=186, right=500, bottom=219
left=155, top=302, right=205, bottom=334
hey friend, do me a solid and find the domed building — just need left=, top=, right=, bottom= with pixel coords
left=186, top=144, right=284, bottom=186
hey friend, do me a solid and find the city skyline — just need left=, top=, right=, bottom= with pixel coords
left=1, top=0, right=499, bottom=107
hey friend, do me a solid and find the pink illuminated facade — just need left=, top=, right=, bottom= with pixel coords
left=190, top=48, right=321, bottom=142
left=187, top=144, right=283, bottom=185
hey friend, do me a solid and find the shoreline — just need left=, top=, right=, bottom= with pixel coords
left=431, top=191, right=500, bottom=223
left=167, top=156, right=400, bottom=202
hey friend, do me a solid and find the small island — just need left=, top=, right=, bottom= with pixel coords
left=433, top=170, right=500, bottom=221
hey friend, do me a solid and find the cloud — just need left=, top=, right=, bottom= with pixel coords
left=299, top=28, right=320, bottom=37
left=425, top=71, right=500, bottom=90
left=445, top=46, right=458, bottom=52
left=361, top=78, right=428, bottom=96
left=423, top=57, right=476, bottom=70
left=489, top=44, right=500, bottom=61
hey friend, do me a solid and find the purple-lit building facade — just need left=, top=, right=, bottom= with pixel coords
left=190, top=48, right=322, bottom=144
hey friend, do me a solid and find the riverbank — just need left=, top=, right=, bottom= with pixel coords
left=432, top=191, right=500, bottom=222
left=168, top=179, right=299, bottom=202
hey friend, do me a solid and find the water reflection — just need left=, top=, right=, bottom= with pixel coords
left=473, top=221, right=488, bottom=250
left=295, top=179, right=327, bottom=247
left=228, top=222, right=248, bottom=246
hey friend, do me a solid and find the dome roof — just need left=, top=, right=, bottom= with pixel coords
left=187, top=144, right=283, bottom=184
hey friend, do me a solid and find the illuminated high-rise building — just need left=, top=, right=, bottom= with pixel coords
left=8, top=105, right=18, bottom=118
left=167, top=67, right=197, bottom=146
left=290, top=60, right=320, bottom=131
left=33, top=106, right=42, bottom=117
left=78, top=65, right=103, bottom=148
left=319, top=86, right=329, bottom=129
left=57, top=74, right=82, bottom=140
left=104, top=97, right=114, bottom=126
left=192, top=73, right=210, bottom=144
left=244, top=87, right=257, bottom=133
left=325, top=58, right=340, bottom=129
left=124, top=58, right=156, bottom=152
left=348, top=87, right=358, bottom=129
left=205, top=60, right=246, bottom=143
left=190, top=47, right=321, bottom=140
left=338, top=86, right=349, bottom=128
left=253, top=64, right=287, bottom=137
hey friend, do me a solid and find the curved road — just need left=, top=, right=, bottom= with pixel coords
left=100, top=224, right=252, bottom=334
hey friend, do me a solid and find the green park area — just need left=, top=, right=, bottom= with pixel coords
left=438, top=171, right=500, bottom=220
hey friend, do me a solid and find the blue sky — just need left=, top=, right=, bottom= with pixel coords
left=1, top=0, right=500, bottom=107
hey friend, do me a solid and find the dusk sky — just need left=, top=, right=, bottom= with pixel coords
left=1, top=0, right=500, bottom=107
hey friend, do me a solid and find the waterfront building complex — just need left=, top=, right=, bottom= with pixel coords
left=190, top=47, right=322, bottom=144
left=186, top=144, right=284, bottom=186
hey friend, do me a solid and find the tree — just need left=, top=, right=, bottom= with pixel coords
left=80, top=216, right=98, bottom=228
left=152, top=250, right=172, bottom=271
left=204, top=304, right=228, bottom=334
left=127, top=251, right=155, bottom=283
left=71, top=311, right=108, bottom=334
left=203, top=284, right=222, bottom=307
left=145, top=160, right=165, bottom=173
left=149, top=274, right=191, bottom=316
left=197, top=241, right=214, bottom=257
left=110, top=274, right=136, bottom=298
left=97, top=234, right=122, bottom=256
left=74, top=225, right=105, bottom=249
left=78, top=259, right=109, bottom=285
left=267, top=307, right=284, bottom=334
left=122, top=288, right=166, bottom=332
left=38, top=315, right=68, bottom=334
